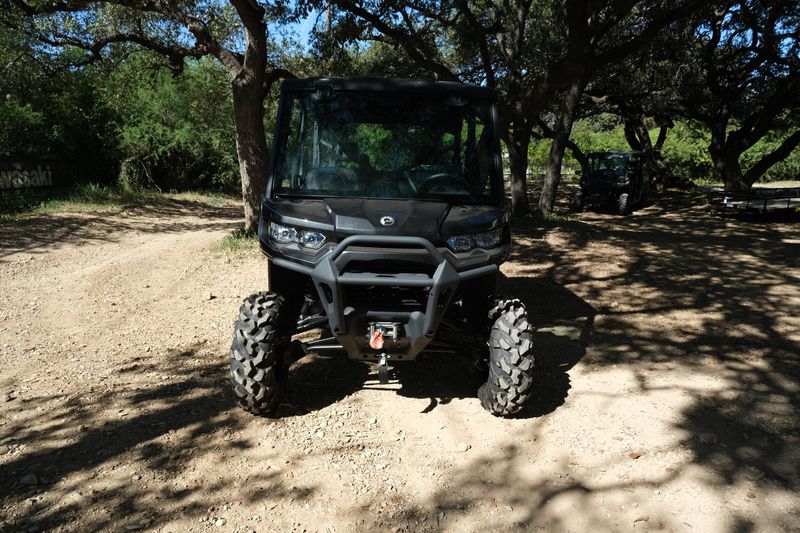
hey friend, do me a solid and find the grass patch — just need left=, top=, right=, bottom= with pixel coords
left=691, top=177, right=723, bottom=187
left=1, top=184, right=147, bottom=219
left=216, top=228, right=258, bottom=253
left=544, top=212, right=579, bottom=224
left=1, top=184, right=235, bottom=220
left=168, top=190, right=232, bottom=207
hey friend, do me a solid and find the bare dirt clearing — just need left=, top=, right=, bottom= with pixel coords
left=1, top=193, right=798, bottom=532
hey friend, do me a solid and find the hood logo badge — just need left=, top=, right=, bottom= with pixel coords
left=380, top=216, right=394, bottom=226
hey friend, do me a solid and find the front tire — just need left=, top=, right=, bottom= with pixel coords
left=230, top=292, right=288, bottom=415
left=570, top=190, right=584, bottom=212
left=478, top=299, right=535, bottom=416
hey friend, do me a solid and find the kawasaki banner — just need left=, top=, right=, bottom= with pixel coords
left=0, top=160, right=72, bottom=209
left=0, top=160, right=67, bottom=190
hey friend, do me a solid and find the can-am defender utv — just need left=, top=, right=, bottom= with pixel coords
left=572, top=151, right=649, bottom=214
left=230, top=78, right=535, bottom=417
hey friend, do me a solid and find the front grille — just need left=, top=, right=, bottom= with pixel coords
left=588, top=184, right=612, bottom=194
left=343, top=284, right=429, bottom=312
left=344, top=259, right=436, bottom=277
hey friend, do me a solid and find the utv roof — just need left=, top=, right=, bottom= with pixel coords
left=280, top=77, right=496, bottom=99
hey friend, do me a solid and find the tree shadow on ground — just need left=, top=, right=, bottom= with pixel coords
left=586, top=192, right=797, bottom=490
left=349, top=188, right=798, bottom=531
left=558, top=189, right=797, bottom=516
left=0, top=343, right=318, bottom=532
left=277, top=355, right=372, bottom=417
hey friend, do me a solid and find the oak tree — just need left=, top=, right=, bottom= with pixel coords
left=6, top=0, right=295, bottom=230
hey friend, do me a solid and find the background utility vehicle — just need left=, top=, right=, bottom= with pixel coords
left=572, top=151, right=649, bottom=214
left=230, top=78, right=536, bottom=417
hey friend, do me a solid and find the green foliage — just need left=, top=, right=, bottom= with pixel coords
left=660, top=122, right=713, bottom=182
left=353, top=124, right=400, bottom=170
left=658, top=122, right=800, bottom=184
left=349, top=41, right=428, bottom=78
left=0, top=24, right=119, bottom=180
left=0, top=101, right=46, bottom=158
left=107, top=56, right=238, bottom=191
left=544, top=212, right=578, bottom=224
left=2, top=19, right=240, bottom=192
left=4, top=5, right=797, bottom=199
left=529, top=115, right=800, bottom=185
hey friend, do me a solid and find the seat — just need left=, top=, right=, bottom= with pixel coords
left=305, top=166, right=358, bottom=192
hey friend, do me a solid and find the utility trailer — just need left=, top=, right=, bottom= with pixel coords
left=708, top=187, right=800, bottom=215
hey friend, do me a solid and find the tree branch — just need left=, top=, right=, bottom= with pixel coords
left=228, top=0, right=266, bottom=75
left=594, top=1, right=705, bottom=67
left=736, top=74, right=799, bottom=149
left=743, top=129, right=800, bottom=186
left=263, top=67, right=296, bottom=93
left=333, top=0, right=458, bottom=81
left=11, top=0, right=244, bottom=75
left=566, top=139, right=589, bottom=171
left=454, top=0, right=496, bottom=86
left=30, top=30, right=204, bottom=71
left=654, top=124, right=670, bottom=151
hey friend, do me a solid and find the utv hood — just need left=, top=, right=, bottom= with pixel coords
left=326, top=198, right=448, bottom=241
left=263, top=197, right=507, bottom=249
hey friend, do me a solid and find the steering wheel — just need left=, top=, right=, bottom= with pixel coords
left=415, top=173, right=472, bottom=196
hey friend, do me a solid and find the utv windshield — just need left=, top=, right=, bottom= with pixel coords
left=273, top=92, right=502, bottom=202
left=589, top=155, right=634, bottom=176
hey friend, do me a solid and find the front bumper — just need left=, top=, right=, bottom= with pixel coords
left=271, top=235, right=499, bottom=360
left=583, top=183, right=627, bottom=205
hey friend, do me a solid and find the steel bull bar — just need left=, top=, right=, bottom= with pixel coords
left=271, top=235, right=497, bottom=360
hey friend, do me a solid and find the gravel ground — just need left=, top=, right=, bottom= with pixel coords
left=0, top=191, right=798, bottom=533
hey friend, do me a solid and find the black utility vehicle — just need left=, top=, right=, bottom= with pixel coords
left=230, top=78, right=535, bottom=417
left=572, top=151, right=649, bottom=214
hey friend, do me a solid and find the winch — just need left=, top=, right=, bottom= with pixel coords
left=368, top=322, right=402, bottom=349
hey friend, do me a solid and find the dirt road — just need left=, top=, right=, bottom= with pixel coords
left=1, top=193, right=798, bottom=532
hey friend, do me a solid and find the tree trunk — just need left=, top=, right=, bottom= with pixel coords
left=623, top=120, right=642, bottom=151
left=627, top=117, right=657, bottom=183
left=232, top=80, right=268, bottom=232
left=538, top=78, right=585, bottom=217
left=625, top=117, right=674, bottom=188
left=227, top=0, right=269, bottom=233
left=505, top=121, right=532, bottom=217
left=709, top=125, right=749, bottom=192
left=566, top=140, right=588, bottom=175
left=651, top=124, right=671, bottom=186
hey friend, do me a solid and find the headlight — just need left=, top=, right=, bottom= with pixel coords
left=474, top=228, right=502, bottom=249
left=297, top=229, right=327, bottom=249
left=269, top=222, right=326, bottom=250
left=269, top=222, right=297, bottom=243
left=447, top=235, right=475, bottom=252
left=447, top=227, right=503, bottom=252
